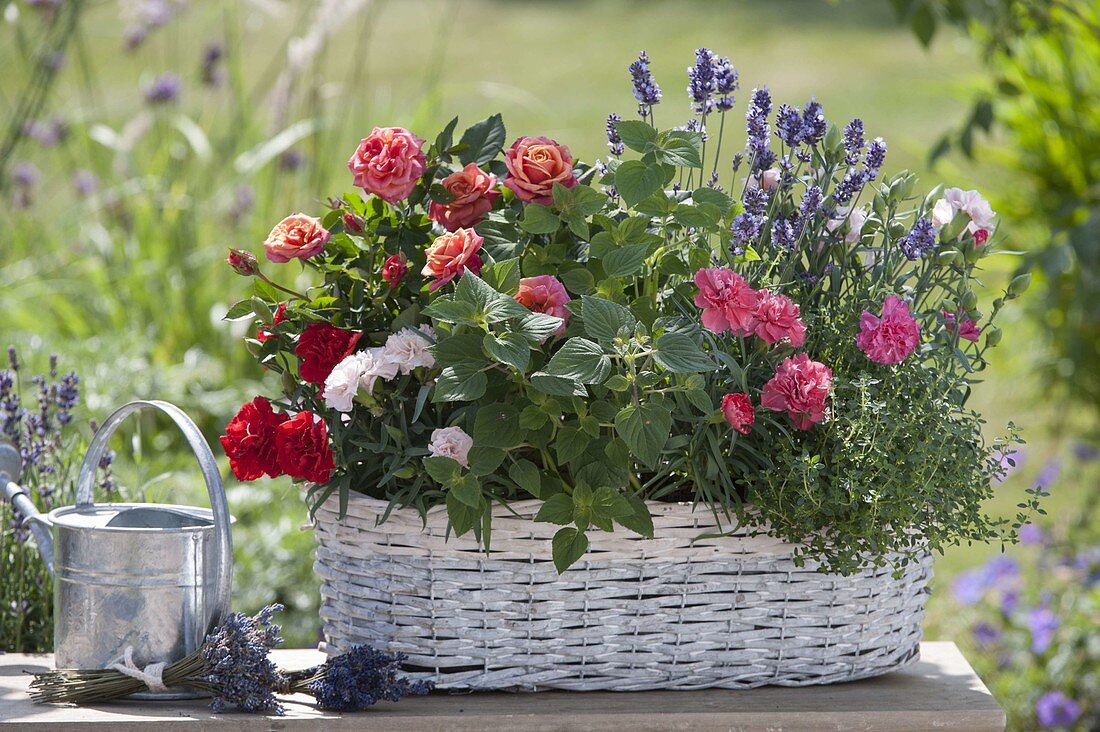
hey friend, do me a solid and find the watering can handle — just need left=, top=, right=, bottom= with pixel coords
left=75, top=400, right=233, bottom=624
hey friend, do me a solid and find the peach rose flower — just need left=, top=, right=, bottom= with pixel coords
left=262, top=213, right=331, bottom=264
left=348, top=126, right=426, bottom=204
left=503, top=136, right=576, bottom=205
left=515, top=275, right=570, bottom=336
left=421, top=228, right=483, bottom=291
left=428, top=163, right=501, bottom=231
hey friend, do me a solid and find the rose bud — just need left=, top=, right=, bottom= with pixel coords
left=343, top=212, right=365, bottom=234
left=227, top=247, right=258, bottom=276
left=381, top=254, right=409, bottom=288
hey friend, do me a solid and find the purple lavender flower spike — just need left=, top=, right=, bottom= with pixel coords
left=745, top=87, right=775, bottom=171
left=771, top=217, right=797, bottom=251
left=687, top=48, right=717, bottom=115
left=606, top=113, right=624, bottom=156
left=72, top=169, right=101, bottom=198
left=629, top=51, right=662, bottom=118
left=799, top=100, right=827, bottom=146
left=775, top=104, right=802, bottom=147
left=843, top=118, right=865, bottom=166
left=1033, top=457, right=1062, bottom=489
left=713, top=55, right=738, bottom=112
left=1036, top=691, right=1081, bottom=729
left=898, top=218, right=937, bottom=260
left=865, top=137, right=887, bottom=178
left=1072, top=441, right=1099, bottom=462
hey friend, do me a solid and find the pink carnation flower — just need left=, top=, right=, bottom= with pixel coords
left=753, top=291, right=806, bottom=347
left=943, top=310, right=981, bottom=343
left=761, top=353, right=833, bottom=430
left=515, top=275, right=571, bottom=336
left=721, top=393, right=755, bottom=434
left=856, top=295, right=921, bottom=364
left=693, top=267, right=759, bottom=336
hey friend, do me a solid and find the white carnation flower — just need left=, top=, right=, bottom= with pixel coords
left=428, top=426, right=473, bottom=468
left=826, top=206, right=867, bottom=244
left=931, top=198, right=955, bottom=229
left=358, top=347, right=399, bottom=393
left=382, top=327, right=436, bottom=375
left=323, top=352, right=367, bottom=413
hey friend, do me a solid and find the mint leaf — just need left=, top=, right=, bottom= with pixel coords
left=614, top=402, right=672, bottom=468
left=432, top=363, right=487, bottom=402
left=580, top=295, right=636, bottom=342
left=614, top=160, right=664, bottom=207
left=508, top=459, right=542, bottom=497
left=552, top=527, right=589, bottom=573
left=535, top=493, right=574, bottom=525
left=653, top=332, right=714, bottom=373
left=614, top=120, right=658, bottom=153
left=546, top=337, right=611, bottom=384
left=483, top=332, right=530, bottom=372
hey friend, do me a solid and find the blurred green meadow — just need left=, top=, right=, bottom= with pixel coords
left=1, top=0, right=1092, bottom=653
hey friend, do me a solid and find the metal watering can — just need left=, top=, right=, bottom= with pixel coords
left=0, top=400, right=232, bottom=680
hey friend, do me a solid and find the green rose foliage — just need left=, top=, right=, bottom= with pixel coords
left=231, top=59, right=1040, bottom=573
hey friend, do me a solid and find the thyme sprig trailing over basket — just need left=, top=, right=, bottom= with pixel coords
left=220, top=48, right=1042, bottom=575
left=29, top=605, right=431, bottom=713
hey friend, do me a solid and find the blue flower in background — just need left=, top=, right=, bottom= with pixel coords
left=628, top=51, right=662, bottom=118
left=1036, top=690, right=1080, bottom=729
left=971, top=621, right=1001, bottom=648
left=1026, top=606, right=1059, bottom=654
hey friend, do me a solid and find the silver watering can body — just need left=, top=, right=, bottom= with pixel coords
left=1, top=400, right=232, bottom=677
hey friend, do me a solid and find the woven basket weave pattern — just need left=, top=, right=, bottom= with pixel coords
left=313, top=493, right=932, bottom=691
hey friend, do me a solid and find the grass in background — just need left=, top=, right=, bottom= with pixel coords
left=1, top=0, right=1085, bottom=650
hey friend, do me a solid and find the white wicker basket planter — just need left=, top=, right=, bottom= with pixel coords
left=313, top=492, right=933, bottom=691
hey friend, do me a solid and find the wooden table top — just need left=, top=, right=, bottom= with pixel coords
left=0, top=641, right=1004, bottom=731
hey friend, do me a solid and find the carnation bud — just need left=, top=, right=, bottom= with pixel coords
left=936, top=249, right=961, bottom=266
left=342, top=212, right=365, bottom=234
left=227, top=248, right=258, bottom=276
left=1008, top=273, right=1032, bottom=297
left=985, top=326, right=1003, bottom=347
left=961, top=291, right=978, bottom=310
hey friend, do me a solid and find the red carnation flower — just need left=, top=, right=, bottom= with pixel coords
left=295, top=322, right=361, bottom=384
left=275, top=411, right=335, bottom=483
left=219, top=397, right=287, bottom=481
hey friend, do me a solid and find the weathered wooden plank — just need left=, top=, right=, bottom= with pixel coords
left=0, top=642, right=1004, bottom=731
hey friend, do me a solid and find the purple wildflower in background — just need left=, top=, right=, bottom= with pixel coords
left=1033, top=457, right=1062, bottom=489
left=606, top=113, right=624, bottom=156
left=999, top=588, right=1019, bottom=615
left=996, top=448, right=1026, bottom=483
left=899, top=218, right=937, bottom=260
left=279, top=150, right=305, bottom=172
left=230, top=185, right=254, bottom=223
left=745, top=87, right=775, bottom=171
left=201, top=43, right=225, bottom=87
left=21, top=117, right=68, bottom=147
left=951, top=555, right=1019, bottom=606
left=843, top=118, right=865, bottom=166
left=72, top=169, right=100, bottom=198
left=144, top=73, right=181, bottom=105
left=1072, top=441, right=1098, bottom=462
left=11, top=162, right=40, bottom=209
left=1027, top=606, right=1059, bottom=654
left=799, top=100, right=826, bottom=146
left=629, top=51, right=662, bottom=117
left=775, top=104, right=802, bottom=147
left=971, top=622, right=1001, bottom=648
left=1019, top=523, right=1044, bottom=544
left=55, top=372, right=78, bottom=426
left=865, top=137, right=887, bottom=178
left=1035, top=691, right=1081, bottom=729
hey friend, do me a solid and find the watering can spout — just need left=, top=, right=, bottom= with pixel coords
left=0, top=441, right=54, bottom=573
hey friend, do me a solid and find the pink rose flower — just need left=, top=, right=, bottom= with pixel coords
left=515, top=275, right=571, bottom=336
left=428, top=163, right=501, bottom=231
left=693, top=267, right=759, bottom=336
left=421, top=227, right=483, bottom=291
left=761, top=353, right=833, bottom=430
left=753, top=291, right=807, bottom=347
left=262, top=213, right=331, bottom=264
left=348, top=126, right=427, bottom=204
left=503, top=136, right=576, bottom=205
left=856, top=295, right=921, bottom=364
left=428, top=426, right=474, bottom=468
left=943, top=310, right=981, bottom=343
left=721, top=393, right=755, bottom=434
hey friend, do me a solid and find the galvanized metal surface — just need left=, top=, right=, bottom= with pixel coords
left=2, top=400, right=233, bottom=679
